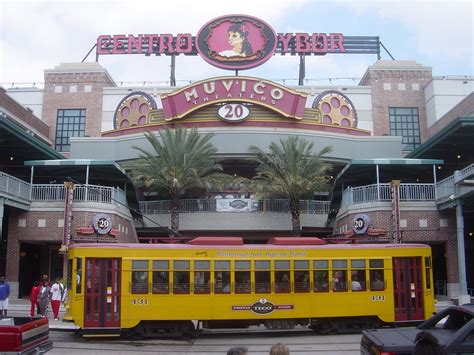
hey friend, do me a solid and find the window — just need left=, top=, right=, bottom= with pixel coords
left=294, top=260, right=310, bottom=293
left=425, top=257, right=432, bottom=289
left=389, top=107, right=421, bottom=151
left=255, top=260, right=271, bottom=293
left=76, top=258, right=82, bottom=294
left=332, top=260, right=348, bottom=292
left=214, top=261, right=231, bottom=294
left=194, top=260, right=210, bottom=294
left=235, top=261, right=251, bottom=294
left=314, top=260, right=329, bottom=292
left=274, top=260, right=290, bottom=293
left=55, top=109, right=86, bottom=152
left=369, top=259, right=385, bottom=291
left=351, top=259, right=366, bottom=291
left=173, top=260, right=190, bottom=294
left=152, top=260, right=169, bottom=294
left=131, top=260, right=148, bottom=294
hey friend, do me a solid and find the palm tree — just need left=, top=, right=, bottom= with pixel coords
left=248, top=136, right=332, bottom=235
left=131, top=127, right=226, bottom=235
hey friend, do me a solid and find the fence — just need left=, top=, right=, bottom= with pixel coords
left=140, top=198, right=330, bottom=215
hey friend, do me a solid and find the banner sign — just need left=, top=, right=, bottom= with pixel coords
left=96, top=14, right=380, bottom=70
left=161, top=76, right=307, bottom=120
left=216, top=198, right=254, bottom=212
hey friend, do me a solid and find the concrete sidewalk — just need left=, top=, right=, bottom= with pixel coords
left=7, top=298, right=78, bottom=330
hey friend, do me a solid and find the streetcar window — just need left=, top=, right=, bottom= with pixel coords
left=214, top=260, right=230, bottom=294
left=313, top=260, right=329, bottom=292
left=332, top=260, right=347, bottom=292
left=194, top=260, right=210, bottom=294
left=294, top=260, right=309, bottom=293
left=350, top=259, right=366, bottom=291
left=131, top=260, right=149, bottom=294
left=67, top=259, right=72, bottom=292
left=275, top=260, right=290, bottom=293
left=255, top=260, right=271, bottom=293
left=369, top=259, right=385, bottom=291
left=425, top=257, right=432, bottom=289
left=152, top=260, right=169, bottom=294
left=173, top=260, right=190, bottom=294
left=76, top=257, right=82, bottom=294
left=235, top=260, right=250, bottom=294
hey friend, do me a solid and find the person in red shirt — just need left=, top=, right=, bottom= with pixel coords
left=29, top=281, right=40, bottom=317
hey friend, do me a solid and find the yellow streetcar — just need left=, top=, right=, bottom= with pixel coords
left=65, top=237, right=435, bottom=337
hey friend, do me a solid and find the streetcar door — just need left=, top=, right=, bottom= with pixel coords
left=84, top=258, right=121, bottom=328
left=392, top=257, right=424, bottom=321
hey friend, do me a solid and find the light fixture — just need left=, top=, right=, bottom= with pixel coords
left=9, top=156, right=14, bottom=161
left=437, top=166, right=442, bottom=170
left=457, top=154, right=462, bottom=159
left=469, top=232, right=473, bottom=237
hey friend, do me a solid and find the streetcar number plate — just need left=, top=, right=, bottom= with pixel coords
left=370, top=295, right=385, bottom=301
left=131, top=298, right=148, bottom=305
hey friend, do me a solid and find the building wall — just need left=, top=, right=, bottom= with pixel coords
left=41, top=62, right=116, bottom=151
left=334, top=202, right=458, bottom=283
left=5, top=87, right=44, bottom=120
left=359, top=60, right=433, bottom=147
left=5, top=203, right=138, bottom=283
left=425, top=77, right=474, bottom=128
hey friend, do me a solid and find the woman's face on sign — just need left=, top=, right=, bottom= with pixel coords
left=228, top=31, right=243, bottom=46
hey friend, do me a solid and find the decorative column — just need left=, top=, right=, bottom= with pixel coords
left=390, top=180, right=401, bottom=243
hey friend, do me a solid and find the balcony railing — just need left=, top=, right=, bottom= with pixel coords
left=140, top=199, right=330, bottom=214
left=341, top=183, right=436, bottom=208
left=1, top=171, right=126, bottom=206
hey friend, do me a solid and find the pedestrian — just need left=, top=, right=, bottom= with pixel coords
left=269, top=343, right=290, bottom=355
left=414, top=331, right=447, bottom=355
left=227, top=346, right=248, bottom=355
left=37, top=281, right=51, bottom=318
left=50, top=277, right=64, bottom=321
left=0, top=276, right=11, bottom=317
left=29, top=281, right=41, bottom=317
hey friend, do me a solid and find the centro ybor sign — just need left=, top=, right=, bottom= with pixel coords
left=161, top=76, right=307, bottom=120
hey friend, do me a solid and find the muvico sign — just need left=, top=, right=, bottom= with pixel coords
left=160, top=76, right=307, bottom=120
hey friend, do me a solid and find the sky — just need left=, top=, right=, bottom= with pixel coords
left=0, top=0, right=473, bottom=87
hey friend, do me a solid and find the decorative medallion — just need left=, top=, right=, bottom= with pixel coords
left=114, top=91, right=157, bottom=129
left=312, top=90, right=357, bottom=127
left=352, top=214, right=371, bottom=235
left=93, top=213, right=112, bottom=235
left=196, top=15, right=277, bottom=70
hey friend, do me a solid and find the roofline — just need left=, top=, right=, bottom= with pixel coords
left=23, top=159, right=128, bottom=176
left=335, top=158, right=444, bottom=182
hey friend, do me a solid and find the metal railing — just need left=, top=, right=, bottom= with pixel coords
left=341, top=183, right=436, bottom=208
left=1, top=171, right=126, bottom=206
left=0, top=172, right=31, bottom=200
left=140, top=198, right=330, bottom=214
left=31, top=184, right=125, bottom=204
left=436, top=163, right=474, bottom=200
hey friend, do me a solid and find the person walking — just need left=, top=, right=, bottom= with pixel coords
left=37, top=281, right=51, bottom=318
left=50, top=277, right=64, bottom=321
left=0, top=276, right=11, bottom=317
left=29, top=281, right=41, bottom=317
left=227, top=347, right=248, bottom=355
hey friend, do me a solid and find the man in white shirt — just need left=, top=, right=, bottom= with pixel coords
left=50, top=277, right=64, bottom=321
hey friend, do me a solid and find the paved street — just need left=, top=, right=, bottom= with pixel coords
left=48, top=329, right=362, bottom=354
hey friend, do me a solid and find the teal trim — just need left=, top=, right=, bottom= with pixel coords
left=407, top=116, right=474, bottom=158
left=0, top=113, right=63, bottom=159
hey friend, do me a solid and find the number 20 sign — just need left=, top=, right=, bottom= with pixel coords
left=218, top=103, right=250, bottom=122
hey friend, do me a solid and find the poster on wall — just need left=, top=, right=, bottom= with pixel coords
left=216, top=198, right=254, bottom=212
